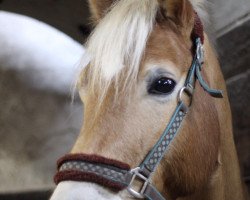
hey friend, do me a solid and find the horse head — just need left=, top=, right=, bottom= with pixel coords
left=51, top=0, right=246, bottom=199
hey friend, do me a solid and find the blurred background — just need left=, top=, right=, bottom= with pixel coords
left=0, top=0, right=249, bottom=199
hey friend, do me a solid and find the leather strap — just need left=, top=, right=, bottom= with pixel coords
left=144, top=185, right=165, bottom=200
left=56, top=160, right=165, bottom=199
left=140, top=102, right=187, bottom=173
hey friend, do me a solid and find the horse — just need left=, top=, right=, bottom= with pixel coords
left=50, top=0, right=248, bottom=199
left=0, top=10, right=84, bottom=94
left=0, top=11, right=84, bottom=191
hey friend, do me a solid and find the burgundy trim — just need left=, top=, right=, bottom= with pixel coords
left=54, top=170, right=126, bottom=191
left=57, top=154, right=130, bottom=171
left=192, top=12, right=204, bottom=44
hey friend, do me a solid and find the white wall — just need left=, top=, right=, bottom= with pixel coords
left=209, top=0, right=250, bottom=36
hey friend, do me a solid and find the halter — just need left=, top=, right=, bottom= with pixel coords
left=54, top=14, right=223, bottom=200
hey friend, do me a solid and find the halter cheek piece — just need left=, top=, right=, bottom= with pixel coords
left=54, top=14, right=223, bottom=200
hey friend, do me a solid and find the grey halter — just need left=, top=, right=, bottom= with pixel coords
left=55, top=38, right=223, bottom=200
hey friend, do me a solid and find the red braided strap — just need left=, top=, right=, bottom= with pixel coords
left=57, top=154, right=130, bottom=170
left=54, top=154, right=131, bottom=191
left=192, top=12, right=204, bottom=44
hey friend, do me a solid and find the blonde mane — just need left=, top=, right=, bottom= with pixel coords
left=79, top=0, right=206, bottom=105
left=80, top=0, right=158, bottom=104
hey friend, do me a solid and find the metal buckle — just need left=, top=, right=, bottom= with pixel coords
left=196, top=38, right=204, bottom=65
left=178, top=85, right=193, bottom=113
left=127, top=167, right=150, bottom=199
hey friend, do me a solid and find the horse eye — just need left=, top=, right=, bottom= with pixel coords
left=148, top=77, right=176, bottom=95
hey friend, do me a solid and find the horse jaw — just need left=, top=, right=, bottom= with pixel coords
left=50, top=181, right=124, bottom=200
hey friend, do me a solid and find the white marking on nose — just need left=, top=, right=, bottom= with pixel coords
left=50, top=181, right=123, bottom=200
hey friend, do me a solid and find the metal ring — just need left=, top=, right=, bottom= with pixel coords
left=127, top=167, right=150, bottom=199
left=178, top=86, right=193, bottom=107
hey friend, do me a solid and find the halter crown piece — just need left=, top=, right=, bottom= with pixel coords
left=54, top=13, right=223, bottom=200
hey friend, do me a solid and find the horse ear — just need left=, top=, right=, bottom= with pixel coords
left=88, top=0, right=116, bottom=22
left=158, top=0, right=195, bottom=38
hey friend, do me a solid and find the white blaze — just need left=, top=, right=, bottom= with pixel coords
left=50, top=182, right=124, bottom=200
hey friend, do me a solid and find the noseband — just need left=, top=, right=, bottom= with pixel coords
left=54, top=14, right=223, bottom=200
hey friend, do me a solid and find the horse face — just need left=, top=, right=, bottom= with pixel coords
left=75, top=20, right=193, bottom=163
left=51, top=0, right=221, bottom=199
